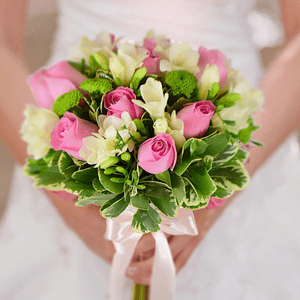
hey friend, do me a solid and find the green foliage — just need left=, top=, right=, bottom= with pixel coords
left=68, top=59, right=89, bottom=76
left=100, top=193, right=130, bottom=218
left=211, top=185, right=234, bottom=199
left=207, top=82, right=220, bottom=100
left=98, top=169, right=124, bottom=194
left=170, top=173, right=185, bottom=206
left=130, top=192, right=149, bottom=210
left=76, top=193, right=116, bottom=207
left=209, top=162, right=250, bottom=191
left=212, top=142, right=239, bottom=168
left=71, top=167, right=98, bottom=183
left=131, top=206, right=161, bottom=234
left=201, top=131, right=228, bottom=157
left=90, top=53, right=109, bottom=71
left=53, top=90, right=83, bottom=116
left=238, top=116, right=260, bottom=144
left=63, top=179, right=95, bottom=196
left=174, top=138, right=208, bottom=176
left=130, top=67, right=147, bottom=91
left=183, top=165, right=216, bottom=204
left=216, top=93, right=241, bottom=108
left=80, top=78, right=112, bottom=95
left=155, top=170, right=171, bottom=187
left=165, top=70, right=198, bottom=98
left=144, top=182, right=178, bottom=217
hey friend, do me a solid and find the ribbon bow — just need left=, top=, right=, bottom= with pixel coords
left=105, top=207, right=198, bottom=300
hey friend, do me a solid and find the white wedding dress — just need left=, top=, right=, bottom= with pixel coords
left=1, top=0, right=300, bottom=299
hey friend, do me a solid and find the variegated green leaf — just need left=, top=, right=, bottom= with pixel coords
left=58, top=152, right=73, bottom=173
left=144, top=183, right=178, bottom=217
left=211, top=185, right=234, bottom=199
left=212, top=142, right=239, bottom=168
left=130, top=193, right=149, bottom=210
left=210, top=162, right=250, bottom=191
left=201, top=131, right=228, bottom=157
left=131, top=206, right=161, bottom=234
left=98, top=169, right=124, bottom=194
left=62, top=179, right=95, bottom=196
left=92, top=178, right=105, bottom=192
left=76, top=193, right=116, bottom=207
left=100, top=193, right=129, bottom=218
left=72, top=167, right=98, bottom=183
left=170, top=173, right=185, bottom=206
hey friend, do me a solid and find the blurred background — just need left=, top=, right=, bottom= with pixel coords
left=0, top=0, right=290, bottom=220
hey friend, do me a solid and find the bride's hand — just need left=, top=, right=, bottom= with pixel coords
left=126, top=202, right=231, bottom=286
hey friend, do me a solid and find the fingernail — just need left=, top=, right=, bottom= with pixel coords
left=127, top=267, right=138, bottom=276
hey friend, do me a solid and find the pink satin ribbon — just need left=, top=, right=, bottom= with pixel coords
left=105, top=207, right=198, bottom=300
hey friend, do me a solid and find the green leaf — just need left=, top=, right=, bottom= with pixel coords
left=174, top=138, right=208, bottom=176
left=100, top=193, right=129, bottom=218
left=133, top=119, right=147, bottom=136
left=48, top=150, right=63, bottom=167
left=170, top=173, right=185, bottom=206
left=33, top=165, right=66, bottom=190
left=144, top=183, right=178, bottom=217
left=223, top=120, right=236, bottom=126
left=170, top=97, right=191, bottom=112
left=183, top=165, right=216, bottom=203
left=207, top=82, right=220, bottom=100
left=181, top=178, right=208, bottom=209
left=212, top=142, right=239, bottom=168
left=80, top=78, right=112, bottom=94
left=76, top=193, right=116, bottom=207
left=210, top=162, right=250, bottom=191
left=251, top=140, right=264, bottom=147
left=64, top=165, right=79, bottom=178
left=211, top=185, right=234, bottom=199
left=218, top=93, right=241, bottom=105
left=71, top=167, right=98, bottom=183
left=58, top=152, right=73, bottom=173
left=90, top=53, right=109, bottom=71
left=203, top=155, right=214, bottom=171
left=155, top=170, right=171, bottom=187
left=238, top=116, right=260, bottom=144
left=98, top=169, right=124, bottom=194
left=53, top=90, right=83, bottom=116
left=92, top=178, right=105, bottom=191
left=201, top=131, right=228, bottom=157
left=130, top=193, right=149, bottom=210
left=63, top=179, right=95, bottom=196
left=130, top=67, right=147, bottom=90
left=131, top=206, right=161, bottom=234
left=234, top=149, right=249, bottom=163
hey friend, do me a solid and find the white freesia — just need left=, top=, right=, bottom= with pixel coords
left=159, top=42, right=200, bottom=74
left=70, top=30, right=119, bottom=62
left=153, top=112, right=186, bottom=150
left=198, top=64, right=220, bottom=100
left=153, top=118, right=168, bottom=135
left=109, top=43, right=148, bottom=86
left=80, top=112, right=137, bottom=167
left=211, top=79, right=264, bottom=134
left=165, top=111, right=186, bottom=150
left=21, top=105, right=59, bottom=159
left=133, top=78, right=168, bottom=120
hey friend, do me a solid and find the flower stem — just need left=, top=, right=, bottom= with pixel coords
left=132, top=284, right=146, bottom=300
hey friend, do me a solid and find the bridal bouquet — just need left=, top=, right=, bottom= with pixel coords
left=21, top=30, right=263, bottom=300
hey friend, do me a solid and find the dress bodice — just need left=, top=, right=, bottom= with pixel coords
left=50, top=0, right=262, bottom=87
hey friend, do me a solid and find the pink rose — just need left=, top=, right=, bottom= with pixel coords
left=51, top=112, right=98, bottom=160
left=196, top=47, right=228, bottom=87
left=103, top=87, right=144, bottom=119
left=206, top=197, right=227, bottom=209
left=29, top=60, right=87, bottom=109
left=138, top=133, right=177, bottom=174
left=177, top=100, right=216, bottom=139
left=142, top=38, right=161, bottom=75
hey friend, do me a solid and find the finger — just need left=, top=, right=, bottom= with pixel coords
left=126, top=256, right=154, bottom=286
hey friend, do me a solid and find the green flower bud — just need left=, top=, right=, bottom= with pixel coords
left=99, top=156, right=120, bottom=169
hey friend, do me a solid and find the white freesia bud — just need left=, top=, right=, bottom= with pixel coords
left=109, top=43, right=148, bottom=86
left=159, top=42, right=200, bottom=74
left=21, top=105, right=60, bottom=159
left=132, top=78, right=168, bottom=120
left=154, top=118, right=168, bottom=135
left=198, top=65, right=220, bottom=100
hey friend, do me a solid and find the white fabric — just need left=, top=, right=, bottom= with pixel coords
left=1, top=0, right=300, bottom=299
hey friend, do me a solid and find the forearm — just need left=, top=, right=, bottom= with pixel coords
left=0, top=41, right=37, bottom=165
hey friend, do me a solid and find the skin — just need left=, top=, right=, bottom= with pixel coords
left=1, top=0, right=300, bottom=293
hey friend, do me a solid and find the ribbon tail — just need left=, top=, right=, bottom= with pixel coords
left=150, top=231, right=176, bottom=300
left=110, top=234, right=142, bottom=300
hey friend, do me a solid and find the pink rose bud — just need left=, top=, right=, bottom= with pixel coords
left=103, top=87, right=144, bottom=120
left=196, top=47, right=228, bottom=87
left=29, top=60, right=87, bottom=109
left=206, top=197, right=227, bottom=209
left=142, top=56, right=161, bottom=75
left=51, top=112, right=98, bottom=160
left=177, top=100, right=216, bottom=139
left=138, top=133, right=177, bottom=174
left=51, top=190, right=77, bottom=201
